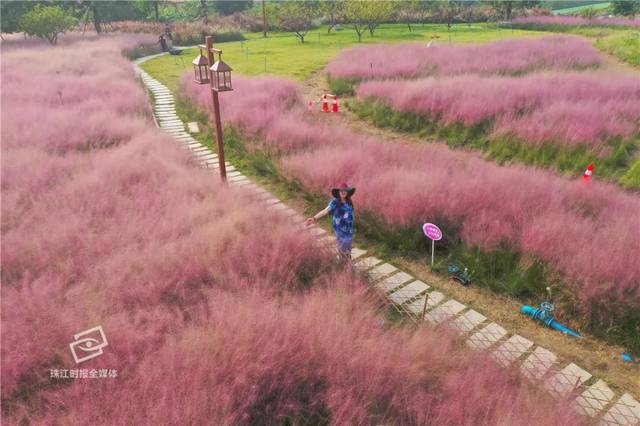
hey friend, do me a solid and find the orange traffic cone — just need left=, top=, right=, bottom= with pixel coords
left=332, top=95, right=339, bottom=113
left=322, top=94, right=329, bottom=112
left=583, top=163, right=594, bottom=182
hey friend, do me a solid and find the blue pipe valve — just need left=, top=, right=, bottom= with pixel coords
left=521, top=303, right=582, bottom=339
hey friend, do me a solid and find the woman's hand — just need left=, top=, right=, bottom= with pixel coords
left=304, top=217, right=316, bottom=226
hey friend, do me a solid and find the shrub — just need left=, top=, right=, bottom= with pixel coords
left=326, top=35, right=602, bottom=81
left=18, top=4, right=77, bottom=45
left=355, top=72, right=640, bottom=151
left=103, top=18, right=248, bottom=45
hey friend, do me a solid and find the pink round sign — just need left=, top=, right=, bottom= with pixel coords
left=422, top=223, right=442, bottom=241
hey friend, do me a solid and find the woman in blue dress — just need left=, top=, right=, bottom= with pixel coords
left=306, top=183, right=356, bottom=261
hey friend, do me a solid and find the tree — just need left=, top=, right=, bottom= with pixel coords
left=133, top=0, right=164, bottom=21
left=610, top=0, right=640, bottom=16
left=262, top=0, right=267, bottom=37
left=19, top=4, right=76, bottom=45
left=345, top=0, right=393, bottom=41
left=364, top=0, right=394, bottom=36
left=278, top=1, right=319, bottom=44
left=72, top=1, right=147, bottom=34
left=200, top=0, right=210, bottom=23
left=321, top=0, right=346, bottom=34
left=215, top=0, right=253, bottom=16
left=579, top=6, right=597, bottom=19
left=433, top=0, right=462, bottom=29
left=396, top=0, right=427, bottom=32
left=486, top=0, right=540, bottom=21
left=1, top=1, right=38, bottom=35
left=344, top=0, right=367, bottom=42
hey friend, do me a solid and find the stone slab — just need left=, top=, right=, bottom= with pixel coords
left=545, top=363, right=592, bottom=397
left=520, top=346, right=557, bottom=381
left=351, top=247, right=367, bottom=260
left=467, top=323, right=508, bottom=351
left=451, top=309, right=487, bottom=334
left=492, top=334, right=534, bottom=367
left=376, top=271, right=413, bottom=293
left=405, top=291, right=446, bottom=316
left=188, top=122, right=200, bottom=133
left=354, top=256, right=383, bottom=272
left=196, top=153, right=217, bottom=160
left=426, top=299, right=467, bottom=324
left=229, top=175, right=248, bottom=183
left=600, top=394, right=640, bottom=426
left=574, top=380, right=615, bottom=418
left=388, top=280, right=429, bottom=306
left=368, top=263, right=398, bottom=281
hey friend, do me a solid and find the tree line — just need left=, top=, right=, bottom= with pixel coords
left=2, top=1, right=639, bottom=45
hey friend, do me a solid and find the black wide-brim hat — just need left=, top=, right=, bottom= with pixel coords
left=331, top=183, right=356, bottom=198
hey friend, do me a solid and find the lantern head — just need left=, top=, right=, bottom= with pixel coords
left=192, top=52, right=209, bottom=84
left=210, top=59, right=233, bottom=92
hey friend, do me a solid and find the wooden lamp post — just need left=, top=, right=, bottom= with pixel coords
left=194, top=36, right=233, bottom=182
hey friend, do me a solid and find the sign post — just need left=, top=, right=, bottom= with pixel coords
left=422, top=223, right=443, bottom=265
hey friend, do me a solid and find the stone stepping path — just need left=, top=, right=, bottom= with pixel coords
left=133, top=54, right=639, bottom=426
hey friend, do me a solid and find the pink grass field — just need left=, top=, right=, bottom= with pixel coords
left=356, top=72, right=640, bottom=150
left=1, top=36, right=583, bottom=425
left=326, top=35, right=602, bottom=81
left=512, top=15, right=640, bottom=28
left=182, top=74, right=640, bottom=319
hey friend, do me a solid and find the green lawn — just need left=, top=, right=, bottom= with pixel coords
left=553, top=2, right=610, bottom=15
left=594, top=29, right=640, bottom=66
left=141, top=23, right=546, bottom=91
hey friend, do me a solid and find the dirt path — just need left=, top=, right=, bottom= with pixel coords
left=301, top=68, right=640, bottom=399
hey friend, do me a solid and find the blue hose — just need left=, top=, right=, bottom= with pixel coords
left=521, top=305, right=582, bottom=338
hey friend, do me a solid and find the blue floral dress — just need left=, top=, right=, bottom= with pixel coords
left=327, top=198, right=355, bottom=258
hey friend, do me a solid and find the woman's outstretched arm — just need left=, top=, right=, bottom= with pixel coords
left=305, top=206, right=331, bottom=226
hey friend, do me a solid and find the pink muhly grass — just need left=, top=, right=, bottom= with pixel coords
left=327, top=35, right=602, bottom=80
left=182, top=74, right=640, bottom=314
left=1, top=37, right=326, bottom=412
left=281, top=140, right=640, bottom=310
left=2, top=37, right=153, bottom=155
left=512, top=15, right=640, bottom=28
left=356, top=72, right=640, bottom=149
left=29, top=291, right=582, bottom=426
left=2, top=36, right=583, bottom=426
